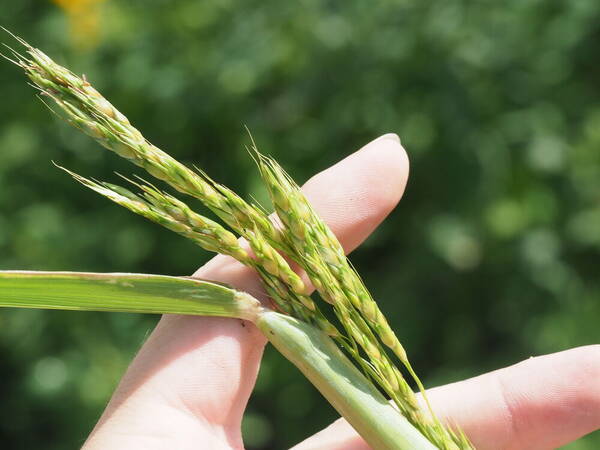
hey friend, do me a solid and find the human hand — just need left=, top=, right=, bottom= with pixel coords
left=83, top=135, right=600, bottom=450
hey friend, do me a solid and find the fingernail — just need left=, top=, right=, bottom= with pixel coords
left=377, top=133, right=401, bottom=144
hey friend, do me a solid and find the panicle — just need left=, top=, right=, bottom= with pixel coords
left=9, top=34, right=471, bottom=449
left=255, top=153, right=469, bottom=450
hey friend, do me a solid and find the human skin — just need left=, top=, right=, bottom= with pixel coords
left=83, top=134, right=600, bottom=450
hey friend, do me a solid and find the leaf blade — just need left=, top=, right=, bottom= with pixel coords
left=0, top=271, right=260, bottom=320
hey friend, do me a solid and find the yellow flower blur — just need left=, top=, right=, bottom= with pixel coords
left=52, top=0, right=106, bottom=49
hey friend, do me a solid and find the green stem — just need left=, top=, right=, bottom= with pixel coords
left=257, top=311, right=437, bottom=450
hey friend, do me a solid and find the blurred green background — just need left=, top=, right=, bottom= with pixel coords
left=1, top=1, right=599, bottom=448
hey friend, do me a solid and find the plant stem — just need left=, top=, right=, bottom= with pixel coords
left=257, top=311, right=438, bottom=450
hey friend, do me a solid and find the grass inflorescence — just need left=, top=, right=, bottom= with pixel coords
left=255, top=154, right=472, bottom=449
left=4, top=32, right=473, bottom=450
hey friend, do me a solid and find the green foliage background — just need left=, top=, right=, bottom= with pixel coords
left=1, top=1, right=599, bottom=448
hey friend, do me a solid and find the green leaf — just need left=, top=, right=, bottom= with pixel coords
left=0, top=271, right=261, bottom=320
left=0, top=270, right=436, bottom=448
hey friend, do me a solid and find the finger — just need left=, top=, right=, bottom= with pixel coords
left=302, top=132, right=409, bottom=254
left=430, top=344, right=600, bottom=449
left=193, top=131, right=409, bottom=300
left=85, top=134, right=409, bottom=447
left=292, top=345, right=600, bottom=450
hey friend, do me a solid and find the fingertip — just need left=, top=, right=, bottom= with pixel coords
left=302, top=133, right=410, bottom=253
left=358, top=133, right=410, bottom=217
